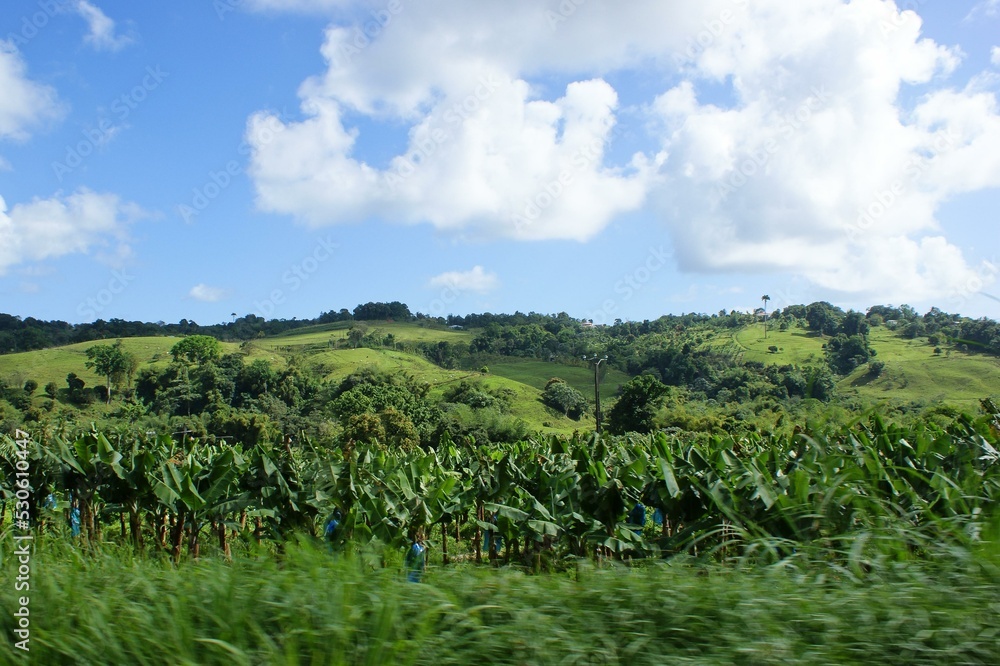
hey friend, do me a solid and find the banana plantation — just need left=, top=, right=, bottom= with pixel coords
left=4, top=399, right=998, bottom=568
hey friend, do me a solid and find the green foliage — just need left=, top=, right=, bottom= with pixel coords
left=541, top=378, right=589, bottom=419
left=84, top=339, right=137, bottom=403
left=330, top=368, right=440, bottom=443
left=470, top=323, right=557, bottom=357
left=825, top=333, right=875, bottom=374
left=441, top=380, right=513, bottom=412
left=606, top=374, right=669, bottom=434
left=170, top=335, right=223, bottom=364
left=806, top=301, right=843, bottom=336
left=0, top=541, right=997, bottom=665
left=353, top=300, right=411, bottom=321
left=66, top=372, right=89, bottom=405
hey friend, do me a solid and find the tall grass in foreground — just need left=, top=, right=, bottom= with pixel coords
left=3, top=537, right=999, bottom=665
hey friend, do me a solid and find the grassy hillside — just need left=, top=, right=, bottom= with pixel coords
left=731, top=323, right=826, bottom=365
left=258, top=320, right=474, bottom=352
left=5, top=319, right=996, bottom=430
left=489, top=360, right=630, bottom=403
left=844, top=329, right=1000, bottom=406
left=0, top=330, right=586, bottom=434
left=730, top=323, right=1000, bottom=407
left=0, top=337, right=279, bottom=391
left=301, top=348, right=586, bottom=434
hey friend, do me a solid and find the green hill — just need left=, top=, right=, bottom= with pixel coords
left=4, top=319, right=997, bottom=433
left=488, top=360, right=630, bottom=404
left=0, top=337, right=276, bottom=391
left=0, top=329, right=589, bottom=435
left=258, top=320, right=474, bottom=353
left=728, top=323, right=1000, bottom=408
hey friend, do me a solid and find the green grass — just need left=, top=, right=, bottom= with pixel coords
left=4, top=537, right=998, bottom=665
left=844, top=328, right=1000, bottom=406
left=729, top=324, right=826, bottom=365
left=0, top=337, right=182, bottom=390
left=489, top=360, right=630, bottom=404
left=302, top=348, right=584, bottom=434
left=258, top=321, right=474, bottom=351
left=728, top=324, right=1000, bottom=408
left=0, top=337, right=276, bottom=396
left=0, top=325, right=585, bottom=432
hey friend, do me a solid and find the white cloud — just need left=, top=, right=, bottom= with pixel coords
left=73, top=1, right=134, bottom=52
left=0, top=42, right=63, bottom=142
left=188, top=284, right=228, bottom=302
left=427, top=266, right=499, bottom=294
left=993, top=46, right=1000, bottom=67
left=651, top=0, right=999, bottom=303
left=0, top=189, right=142, bottom=275
left=247, top=0, right=1000, bottom=303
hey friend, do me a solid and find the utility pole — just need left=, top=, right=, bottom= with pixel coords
left=584, top=355, right=609, bottom=433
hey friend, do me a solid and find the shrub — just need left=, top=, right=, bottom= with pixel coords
left=542, top=380, right=588, bottom=420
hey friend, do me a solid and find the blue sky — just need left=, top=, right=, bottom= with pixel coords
left=1, top=0, right=998, bottom=325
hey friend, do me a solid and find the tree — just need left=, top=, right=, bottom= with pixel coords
left=44, top=382, right=59, bottom=400
left=541, top=379, right=588, bottom=420
left=806, top=302, right=842, bottom=337
left=170, top=335, right=222, bottom=365
left=841, top=310, right=869, bottom=338
left=825, top=334, right=874, bottom=375
left=761, top=295, right=771, bottom=338
left=606, top=374, right=669, bottom=435
left=84, top=340, right=136, bottom=404
left=347, top=323, right=368, bottom=349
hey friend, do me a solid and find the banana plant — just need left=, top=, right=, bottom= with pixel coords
left=154, top=439, right=248, bottom=562
left=46, top=431, right=125, bottom=544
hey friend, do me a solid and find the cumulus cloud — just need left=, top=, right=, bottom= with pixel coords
left=247, top=0, right=706, bottom=241
left=72, top=1, right=134, bottom=52
left=0, top=42, right=63, bottom=142
left=653, top=0, right=999, bottom=302
left=993, top=46, right=1000, bottom=67
left=247, top=0, right=1000, bottom=303
left=188, top=284, right=228, bottom=302
left=0, top=189, right=142, bottom=275
left=427, top=266, right=499, bottom=294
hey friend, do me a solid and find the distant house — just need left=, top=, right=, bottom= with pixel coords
left=449, top=324, right=464, bottom=330
left=581, top=321, right=596, bottom=329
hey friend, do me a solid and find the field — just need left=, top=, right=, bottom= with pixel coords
left=258, top=321, right=474, bottom=352
left=0, top=337, right=279, bottom=401
left=731, top=323, right=1000, bottom=407
left=488, top=359, right=630, bottom=403
left=0, top=325, right=589, bottom=433
left=3, top=540, right=998, bottom=665
left=301, top=347, right=587, bottom=433
left=3, top=320, right=998, bottom=430
left=3, top=383, right=998, bottom=664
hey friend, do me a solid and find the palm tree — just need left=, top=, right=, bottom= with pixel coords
left=761, top=295, right=771, bottom=338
